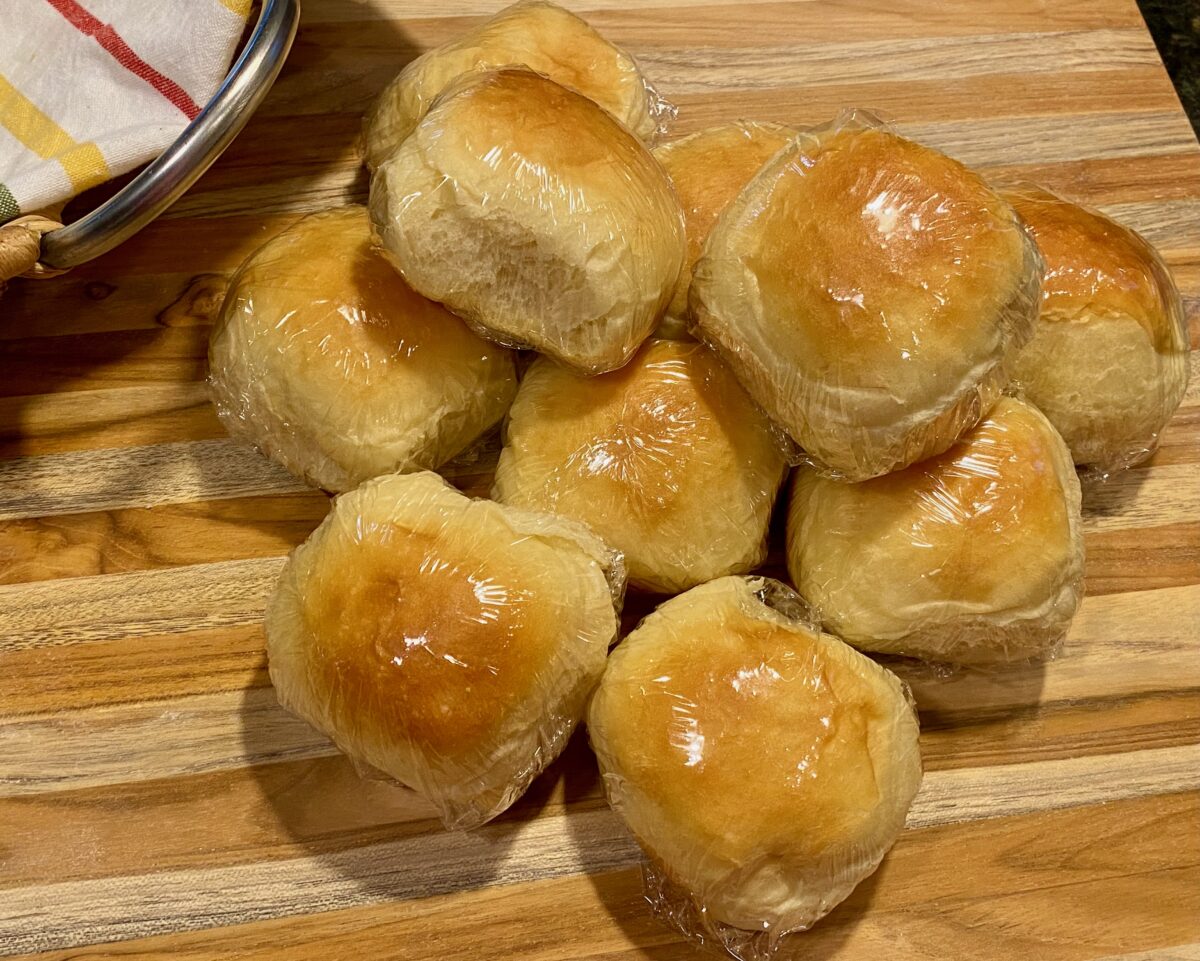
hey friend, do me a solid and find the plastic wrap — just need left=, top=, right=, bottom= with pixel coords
left=362, top=0, right=674, bottom=171
left=786, top=396, right=1084, bottom=666
left=689, top=109, right=1043, bottom=482
left=208, top=206, right=518, bottom=493
left=266, top=470, right=625, bottom=830
left=369, top=67, right=685, bottom=375
left=1002, top=184, right=1190, bottom=478
left=588, top=575, right=922, bottom=959
left=652, top=121, right=795, bottom=335
left=492, top=338, right=788, bottom=594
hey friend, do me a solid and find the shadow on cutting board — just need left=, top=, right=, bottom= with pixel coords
left=567, top=810, right=885, bottom=961
left=236, top=682, right=617, bottom=912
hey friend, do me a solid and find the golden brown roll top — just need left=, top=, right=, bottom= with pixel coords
left=267, top=471, right=623, bottom=829
left=653, top=121, right=795, bottom=323
left=691, top=113, right=1041, bottom=481
left=787, top=396, right=1084, bottom=664
left=493, top=338, right=788, bottom=593
left=1005, top=186, right=1189, bottom=473
left=589, top=576, right=922, bottom=940
left=370, top=68, right=685, bottom=374
left=363, top=0, right=666, bottom=170
left=208, top=207, right=517, bottom=492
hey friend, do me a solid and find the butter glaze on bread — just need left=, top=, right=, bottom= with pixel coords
left=267, top=471, right=622, bottom=829
left=691, top=113, right=1042, bottom=481
left=589, top=576, right=921, bottom=939
left=787, top=397, right=1084, bottom=664
left=370, top=68, right=684, bottom=374
left=493, top=339, right=788, bottom=593
left=653, top=121, right=794, bottom=325
left=1005, top=185, right=1189, bottom=474
left=363, top=0, right=664, bottom=170
left=208, top=207, right=517, bottom=492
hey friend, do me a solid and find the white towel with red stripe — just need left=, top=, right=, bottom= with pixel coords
left=0, top=0, right=250, bottom=225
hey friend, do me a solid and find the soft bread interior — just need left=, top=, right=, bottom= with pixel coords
left=370, top=68, right=684, bottom=374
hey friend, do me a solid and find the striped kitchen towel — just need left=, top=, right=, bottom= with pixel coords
left=0, top=0, right=251, bottom=225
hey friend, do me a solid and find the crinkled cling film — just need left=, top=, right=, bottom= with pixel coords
left=787, top=396, right=1085, bottom=665
left=690, top=109, right=1043, bottom=481
left=266, top=471, right=625, bottom=830
left=369, top=67, right=685, bottom=375
left=588, top=576, right=922, bottom=959
left=652, top=121, right=796, bottom=335
left=1001, top=183, right=1190, bottom=479
left=362, top=0, right=674, bottom=171
left=493, top=338, right=789, bottom=593
left=208, top=206, right=518, bottom=493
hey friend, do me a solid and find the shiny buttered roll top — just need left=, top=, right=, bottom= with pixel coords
left=653, top=121, right=795, bottom=328
left=588, top=576, right=922, bottom=949
left=691, top=111, right=1042, bottom=481
left=363, top=0, right=669, bottom=171
left=208, top=206, right=518, bottom=493
left=787, top=396, right=1084, bottom=665
left=370, top=68, right=686, bottom=375
left=266, top=471, right=624, bottom=829
left=1005, top=185, right=1190, bottom=475
left=493, top=338, right=789, bottom=593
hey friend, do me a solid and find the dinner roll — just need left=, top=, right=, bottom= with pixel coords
left=209, top=207, right=517, bottom=493
left=589, top=576, right=921, bottom=944
left=363, top=0, right=667, bottom=171
left=691, top=112, right=1041, bottom=481
left=653, top=121, right=794, bottom=328
left=1005, top=186, right=1190, bottom=475
left=787, top=396, right=1084, bottom=665
left=267, top=471, right=623, bottom=829
left=493, top=339, right=788, bottom=593
left=370, top=68, right=685, bottom=374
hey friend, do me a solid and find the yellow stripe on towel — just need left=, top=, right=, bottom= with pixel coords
left=0, top=73, right=110, bottom=193
left=215, top=0, right=254, bottom=18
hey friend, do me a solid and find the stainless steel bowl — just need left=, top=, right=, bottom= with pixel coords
left=38, top=0, right=301, bottom=271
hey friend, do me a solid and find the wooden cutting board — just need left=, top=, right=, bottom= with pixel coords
left=1, top=0, right=1199, bottom=957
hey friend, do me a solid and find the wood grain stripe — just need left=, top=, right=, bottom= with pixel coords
left=0, top=748, right=1194, bottom=954
left=304, top=0, right=1144, bottom=32
left=0, top=493, right=327, bottom=587
left=1, top=689, right=1192, bottom=893
left=0, top=439, right=309, bottom=521
left=1099, top=200, right=1200, bottom=249
left=7, top=791, right=1196, bottom=961
left=0, top=556, right=285, bottom=651
left=0, top=382, right=223, bottom=458
left=640, top=30, right=1162, bottom=92
left=0, top=584, right=1194, bottom=796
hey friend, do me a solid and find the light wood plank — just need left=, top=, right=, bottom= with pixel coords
left=4, top=787, right=1195, bottom=959
left=0, top=439, right=310, bottom=521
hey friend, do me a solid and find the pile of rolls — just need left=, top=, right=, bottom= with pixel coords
left=206, top=2, right=1191, bottom=956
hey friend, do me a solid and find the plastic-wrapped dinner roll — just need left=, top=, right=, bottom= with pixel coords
left=589, top=576, right=922, bottom=953
left=363, top=0, right=669, bottom=171
left=493, top=339, right=789, bottom=594
left=370, top=68, right=685, bottom=375
left=787, top=396, right=1084, bottom=665
left=653, top=121, right=794, bottom=333
left=208, top=207, right=518, bottom=493
left=267, top=471, right=623, bottom=829
left=1004, top=186, right=1190, bottom=476
left=691, top=111, right=1042, bottom=481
